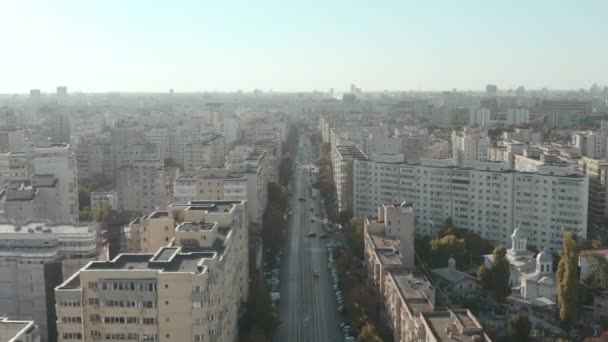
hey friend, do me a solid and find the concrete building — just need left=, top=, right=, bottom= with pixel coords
left=90, top=185, right=118, bottom=211
left=116, top=160, right=168, bottom=214
left=573, top=131, right=607, bottom=159
left=33, top=144, right=79, bottom=223
left=334, top=145, right=367, bottom=214
left=363, top=204, right=490, bottom=342
left=468, top=107, right=491, bottom=127
left=0, top=152, right=33, bottom=187
left=354, top=154, right=406, bottom=218
left=354, top=159, right=588, bottom=251
left=451, top=127, right=490, bottom=167
left=0, top=316, right=41, bottom=342
left=506, top=108, right=530, bottom=125
left=173, top=176, right=198, bottom=204
left=365, top=133, right=401, bottom=156
left=184, top=133, right=226, bottom=175
left=0, top=126, right=26, bottom=153
left=3, top=175, right=63, bottom=224
left=56, top=201, right=248, bottom=342
left=126, top=211, right=176, bottom=253
left=579, top=157, right=608, bottom=226
left=0, top=221, right=101, bottom=342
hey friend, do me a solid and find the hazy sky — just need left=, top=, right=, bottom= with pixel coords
left=1, top=0, right=606, bottom=93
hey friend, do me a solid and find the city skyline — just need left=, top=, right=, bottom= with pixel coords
left=1, top=0, right=607, bottom=93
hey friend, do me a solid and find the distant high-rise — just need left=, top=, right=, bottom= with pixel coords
left=56, top=86, right=67, bottom=96
left=486, top=84, right=498, bottom=97
left=30, top=89, right=41, bottom=97
left=515, top=86, right=525, bottom=97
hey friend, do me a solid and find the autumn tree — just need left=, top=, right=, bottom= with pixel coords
left=491, top=246, right=511, bottom=302
left=358, top=323, right=383, bottom=342
left=238, top=286, right=279, bottom=338
left=557, top=232, right=579, bottom=328
left=429, top=234, right=466, bottom=268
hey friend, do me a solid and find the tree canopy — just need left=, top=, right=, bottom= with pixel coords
left=430, top=234, right=466, bottom=268
left=507, top=313, right=531, bottom=342
left=557, top=232, right=579, bottom=328
left=491, top=246, right=511, bottom=302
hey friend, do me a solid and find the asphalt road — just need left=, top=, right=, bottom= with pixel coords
left=274, top=136, right=344, bottom=342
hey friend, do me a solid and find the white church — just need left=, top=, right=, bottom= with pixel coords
left=484, top=228, right=557, bottom=307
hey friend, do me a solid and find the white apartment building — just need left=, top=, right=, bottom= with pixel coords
left=506, top=108, right=530, bottom=125
left=145, top=127, right=171, bottom=161
left=0, top=316, right=41, bottom=342
left=33, top=144, right=79, bottom=223
left=365, top=133, right=401, bottom=156
left=173, top=176, right=198, bottom=204
left=0, top=126, right=26, bottom=153
left=579, top=157, right=608, bottom=225
left=116, top=160, right=168, bottom=214
left=0, top=152, right=33, bottom=187
left=573, top=131, right=607, bottom=159
left=354, top=159, right=588, bottom=251
left=4, top=175, right=65, bottom=224
left=468, top=107, right=491, bottom=127
left=363, top=204, right=490, bottom=342
left=90, top=185, right=118, bottom=211
left=502, top=128, right=541, bottom=144
left=222, top=117, right=241, bottom=147
left=55, top=200, right=249, bottom=342
left=451, top=127, right=490, bottom=167
left=354, top=154, right=406, bottom=218
left=334, top=145, right=367, bottom=214
left=185, top=133, right=226, bottom=175
left=0, top=221, right=101, bottom=342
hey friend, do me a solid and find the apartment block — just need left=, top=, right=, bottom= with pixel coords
left=334, top=145, right=367, bottom=214
left=0, top=316, right=41, bottom=342
left=354, top=159, right=587, bottom=251
left=173, top=176, right=198, bottom=204
left=90, top=185, right=118, bottom=211
left=451, top=127, right=490, bottom=167
left=506, top=108, right=530, bottom=125
left=126, top=211, right=176, bottom=253
left=579, top=157, right=608, bottom=225
left=184, top=133, right=225, bottom=175
left=116, top=160, right=168, bottom=214
left=56, top=201, right=248, bottom=342
left=33, top=144, right=79, bottom=222
left=468, top=107, right=491, bottom=127
left=353, top=154, right=406, bottom=218
left=0, top=221, right=101, bottom=342
left=363, top=204, right=490, bottom=342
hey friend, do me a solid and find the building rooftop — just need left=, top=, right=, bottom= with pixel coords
left=389, top=269, right=435, bottom=315
left=0, top=316, right=37, bottom=342
left=422, top=310, right=488, bottom=342
left=5, top=186, right=37, bottom=201
left=176, top=221, right=217, bottom=232
left=82, top=247, right=216, bottom=274
left=0, top=222, right=96, bottom=235
left=91, top=184, right=116, bottom=194
left=30, top=174, right=57, bottom=187
left=336, top=145, right=368, bottom=160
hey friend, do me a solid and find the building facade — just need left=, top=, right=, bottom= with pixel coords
left=55, top=201, right=248, bottom=342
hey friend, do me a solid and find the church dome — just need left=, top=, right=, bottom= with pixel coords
left=536, top=250, right=552, bottom=262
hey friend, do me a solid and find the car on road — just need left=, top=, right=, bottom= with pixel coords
left=298, top=197, right=306, bottom=201
left=307, top=232, right=317, bottom=238
left=318, top=234, right=328, bottom=239
left=313, top=270, right=319, bottom=278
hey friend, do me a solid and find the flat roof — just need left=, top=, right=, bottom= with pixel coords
left=389, top=269, right=434, bottom=315
left=422, top=310, right=488, bottom=342
left=0, top=317, right=35, bottom=340
left=0, top=222, right=95, bottom=234
left=83, top=247, right=215, bottom=274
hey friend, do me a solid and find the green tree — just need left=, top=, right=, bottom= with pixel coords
left=429, top=234, right=466, bottom=268
left=507, top=313, right=531, bottom=342
left=93, top=202, right=112, bottom=223
left=278, top=156, right=293, bottom=186
left=267, top=182, right=287, bottom=208
left=79, top=207, right=92, bottom=221
left=477, top=265, right=493, bottom=291
left=491, top=246, right=511, bottom=302
left=557, top=232, right=579, bottom=328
